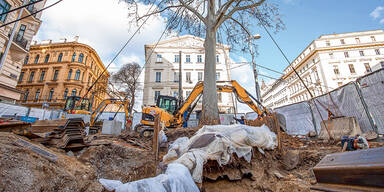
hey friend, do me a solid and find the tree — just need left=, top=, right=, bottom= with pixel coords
left=109, top=62, right=142, bottom=114
left=123, top=0, right=283, bottom=124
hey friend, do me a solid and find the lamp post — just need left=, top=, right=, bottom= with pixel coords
left=247, top=34, right=261, bottom=102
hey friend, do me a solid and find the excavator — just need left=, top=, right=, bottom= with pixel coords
left=64, top=96, right=92, bottom=115
left=135, top=80, right=274, bottom=137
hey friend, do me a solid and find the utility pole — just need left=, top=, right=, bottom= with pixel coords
left=178, top=51, right=183, bottom=105
left=0, top=0, right=26, bottom=70
left=247, top=34, right=261, bottom=102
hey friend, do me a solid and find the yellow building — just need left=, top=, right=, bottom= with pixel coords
left=16, top=39, right=109, bottom=110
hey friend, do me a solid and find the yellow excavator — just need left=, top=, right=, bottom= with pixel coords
left=64, top=96, right=92, bottom=115
left=89, top=98, right=132, bottom=129
left=135, top=80, right=272, bottom=136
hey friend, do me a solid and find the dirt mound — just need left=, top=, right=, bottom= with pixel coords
left=79, top=142, right=155, bottom=183
left=166, top=127, right=199, bottom=142
left=0, top=133, right=102, bottom=192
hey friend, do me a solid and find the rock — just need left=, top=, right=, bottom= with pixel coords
left=67, top=151, right=74, bottom=156
left=309, top=131, right=317, bottom=137
left=273, top=171, right=285, bottom=179
left=362, top=131, right=378, bottom=141
left=282, top=150, right=299, bottom=170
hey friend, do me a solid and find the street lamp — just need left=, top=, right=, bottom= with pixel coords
left=247, top=34, right=261, bottom=102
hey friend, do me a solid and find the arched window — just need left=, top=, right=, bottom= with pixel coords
left=84, top=56, right=87, bottom=64
left=67, top=69, right=72, bottom=80
left=78, top=53, right=84, bottom=63
left=71, top=52, right=76, bottom=62
left=24, top=55, right=29, bottom=65
left=81, top=72, right=84, bottom=81
left=57, top=53, right=63, bottom=62
left=63, top=88, right=68, bottom=99
left=44, top=54, right=50, bottom=63
left=24, top=89, right=29, bottom=101
left=35, top=89, right=40, bottom=101
left=34, top=55, right=39, bottom=64
left=48, top=88, right=54, bottom=101
left=71, top=89, right=77, bottom=96
left=75, top=69, right=81, bottom=80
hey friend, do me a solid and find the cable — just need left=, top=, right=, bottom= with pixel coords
left=0, top=0, right=44, bottom=17
left=0, top=0, right=63, bottom=28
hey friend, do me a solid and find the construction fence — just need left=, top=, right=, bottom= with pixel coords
left=274, top=68, right=384, bottom=135
left=0, top=102, right=63, bottom=120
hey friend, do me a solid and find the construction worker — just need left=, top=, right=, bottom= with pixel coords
left=341, top=134, right=369, bottom=152
left=233, top=116, right=245, bottom=125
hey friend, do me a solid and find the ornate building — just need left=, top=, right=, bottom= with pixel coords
left=0, top=0, right=47, bottom=102
left=142, top=35, right=234, bottom=113
left=16, top=38, right=109, bottom=110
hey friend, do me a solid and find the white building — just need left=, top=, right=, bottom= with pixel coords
left=0, top=0, right=47, bottom=102
left=261, top=78, right=289, bottom=109
left=261, top=29, right=384, bottom=108
left=142, top=35, right=234, bottom=113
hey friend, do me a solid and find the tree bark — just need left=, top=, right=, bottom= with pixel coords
left=200, top=0, right=220, bottom=125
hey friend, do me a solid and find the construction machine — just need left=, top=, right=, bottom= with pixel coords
left=135, top=80, right=271, bottom=136
left=64, top=96, right=92, bottom=115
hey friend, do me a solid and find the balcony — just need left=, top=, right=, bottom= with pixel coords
left=22, top=4, right=40, bottom=21
left=13, top=35, right=28, bottom=50
left=6, top=33, right=28, bottom=60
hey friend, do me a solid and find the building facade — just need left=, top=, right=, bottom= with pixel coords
left=261, top=30, right=384, bottom=109
left=0, top=0, right=47, bottom=102
left=142, top=35, right=234, bottom=113
left=16, top=39, right=109, bottom=110
left=261, top=78, right=289, bottom=109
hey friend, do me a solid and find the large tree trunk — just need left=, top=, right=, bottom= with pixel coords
left=200, top=2, right=220, bottom=125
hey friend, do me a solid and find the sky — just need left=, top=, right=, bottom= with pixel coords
left=35, top=0, right=384, bottom=112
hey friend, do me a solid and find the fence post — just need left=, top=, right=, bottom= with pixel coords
left=353, top=82, right=377, bottom=133
left=152, top=114, right=160, bottom=162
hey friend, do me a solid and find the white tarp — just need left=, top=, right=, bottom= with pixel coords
left=99, top=163, right=199, bottom=192
left=163, top=124, right=277, bottom=183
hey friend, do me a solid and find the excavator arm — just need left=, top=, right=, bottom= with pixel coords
left=90, top=99, right=131, bottom=127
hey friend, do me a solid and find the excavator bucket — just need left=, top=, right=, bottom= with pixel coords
left=311, top=147, right=384, bottom=191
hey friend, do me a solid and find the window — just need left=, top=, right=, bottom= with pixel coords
left=16, top=24, right=26, bottom=42
left=333, top=66, right=340, bottom=75
left=197, top=55, right=202, bottom=63
left=39, top=70, right=45, bottom=81
left=24, top=55, right=29, bottom=65
left=371, top=36, right=376, bottom=42
left=355, top=38, right=360, bottom=44
left=326, top=40, right=330, bottom=46
left=375, top=49, right=381, bottom=55
left=28, top=71, right=35, bottom=82
left=173, top=72, right=179, bottom=82
left=348, top=64, right=356, bottom=74
left=71, top=52, right=76, bottom=62
left=340, top=39, right=345, bottom=45
left=35, top=89, right=40, bottom=101
left=78, top=53, right=84, bottom=63
left=186, top=55, right=191, bottom=63
left=48, top=88, right=54, bottom=101
left=44, top=54, right=50, bottom=63
left=57, top=53, right=63, bottom=62
left=24, top=89, right=29, bottom=101
left=18, top=72, right=24, bottom=82
left=0, top=0, right=10, bottom=23
left=75, top=70, right=81, bottom=80
left=173, top=91, right=178, bottom=97
left=71, top=89, right=77, bottom=96
left=67, top=69, right=72, bottom=80
left=154, top=54, right=162, bottom=62
left=364, top=63, right=371, bottom=73
left=217, top=93, right=222, bottom=102
left=84, top=56, right=87, bottom=64
left=174, top=55, right=180, bottom=63
left=344, top=52, right=349, bottom=58
left=155, top=72, right=161, bottom=82
left=329, top=53, right=334, bottom=59
left=216, top=72, right=220, bottom=80
left=63, top=88, right=68, bottom=99
left=81, top=72, right=84, bottom=81
left=27, top=0, right=36, bottom=12
left=186, top=72, right=191, bottom=82
left=53, top=70, right=59, bottom=80
left=34, top=55, right=39, bottom=64
left=198, top=72, right=203, bottom=81
left=216, top=55, right=219, bottom=62
left=359, top=51, right=364, bottom=56
left=154, top=91, right=160, bottom=102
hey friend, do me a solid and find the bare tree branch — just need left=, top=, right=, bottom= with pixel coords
left=178, top=0, right=207, bottom=24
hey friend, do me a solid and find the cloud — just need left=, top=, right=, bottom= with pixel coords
left=36, top=0, right=167, bottom=68
left=370, top=6, right=384, bottom=19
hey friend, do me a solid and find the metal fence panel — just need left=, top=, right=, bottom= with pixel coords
left=275, top=102, right=316, bottom=135
left=0, top=102, right=29, bottom=117
left=357, top=69, right=384, bottom=134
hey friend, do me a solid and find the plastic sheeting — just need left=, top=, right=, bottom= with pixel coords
left=274, top=102, right=315, bottom=135
left=99, top=163, right=199, bottom=192
left=0, top=102, right=29, bottom=116
left=357, top=69, right=384, bottom=134
left=163, top=124, right=277, bottom=183
left=310, top=82, right=374, bottom=133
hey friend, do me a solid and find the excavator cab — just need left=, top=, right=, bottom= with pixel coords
left=156, top=95, right=178, bottom=115
left=64, top=96, right=91, bottom=114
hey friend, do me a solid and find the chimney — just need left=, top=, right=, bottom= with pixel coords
left=59, top=38, right=67, bottom=43
left=74, top=36, right=79, bottom=42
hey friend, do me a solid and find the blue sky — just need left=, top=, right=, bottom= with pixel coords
left=238, top=0, right=384, bottom=83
